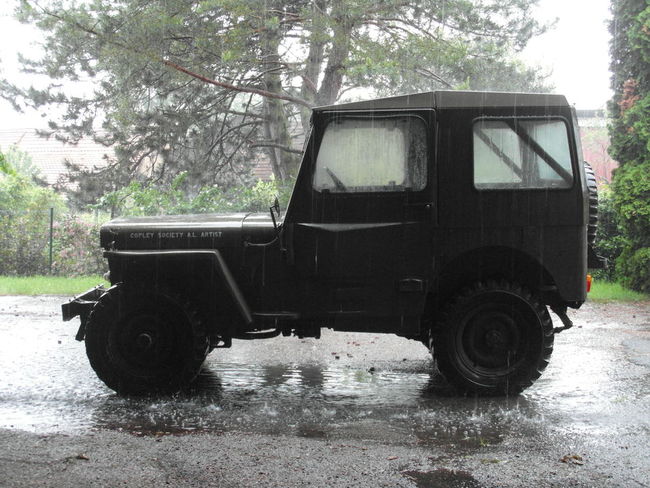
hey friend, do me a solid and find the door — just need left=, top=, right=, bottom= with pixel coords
left=290, top=110, right=436, bottom=323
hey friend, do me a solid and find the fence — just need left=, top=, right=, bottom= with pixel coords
left=0, top=208, right=109, bottom=276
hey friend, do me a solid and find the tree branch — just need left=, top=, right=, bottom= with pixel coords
left=27, top=0, right=314, bottom=109
left=250, top=142, right=302, bottom=154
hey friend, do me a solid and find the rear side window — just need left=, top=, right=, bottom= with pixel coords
left=473, top=118, right=574, bottom=189
left=313, top=116, right=427, bottom=193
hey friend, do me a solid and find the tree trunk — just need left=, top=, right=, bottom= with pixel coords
left=261, top=22, right=300, bottom=181
left=300, top=0, right=327, bottom=132
left=316, top=0, right=353, bottom=106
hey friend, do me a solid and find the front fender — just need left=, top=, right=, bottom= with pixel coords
left=104, top=249, right=253, bottom=326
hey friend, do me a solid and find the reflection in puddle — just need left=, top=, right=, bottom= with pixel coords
left=402, top=468, right=481, bottom=488
left=85, top=361, right=547, bottom=449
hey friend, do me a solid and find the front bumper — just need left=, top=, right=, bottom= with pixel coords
left=61, top=285, right=106, bottom=341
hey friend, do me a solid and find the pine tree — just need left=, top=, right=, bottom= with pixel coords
left=3, top=0, right=550, bottom=204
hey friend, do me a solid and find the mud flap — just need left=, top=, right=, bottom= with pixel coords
left=550, top=304, right=574, bottom=334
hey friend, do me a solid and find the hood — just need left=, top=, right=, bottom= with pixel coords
left=100, top=213, right=249, bottom=250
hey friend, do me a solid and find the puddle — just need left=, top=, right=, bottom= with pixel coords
left=402, top=468, right=482, bottom=488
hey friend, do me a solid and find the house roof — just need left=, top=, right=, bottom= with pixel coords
left=0, top=128, right=277, bottom=185
left=0, top=129, right=112, bottom=185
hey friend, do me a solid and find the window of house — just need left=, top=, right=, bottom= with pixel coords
left=313, top=116, right=427, bottom=193
left=473, top=118, right=574, bottom=189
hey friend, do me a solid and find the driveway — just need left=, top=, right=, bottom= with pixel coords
left=0, top=296, right=648, bottom=487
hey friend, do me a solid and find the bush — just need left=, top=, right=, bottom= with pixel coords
left=95, top=172, right=293, bottom=217
left=0, top=172, right=63, bottom=275
left=616, top=246, right=650, bottom=294
left=52, top=216, right=107, bottom=276
left=610, top=161, right=650, bottom=292
left=592, top=187, right=627, bottom=280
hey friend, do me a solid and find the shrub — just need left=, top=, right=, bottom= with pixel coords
left=52, top=216, right=107, bottom=276
left=616, top=246, right=650, bottom=294
left=95, top=172, right=293, bottom=217
left=0, top=172, right=63, bottom=275
left=610, top=162, right=650, bottom=292
left=592, top=187, right=627, bottom=280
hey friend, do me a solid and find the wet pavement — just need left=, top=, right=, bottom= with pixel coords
left=1, top=295, right=649, bottom=487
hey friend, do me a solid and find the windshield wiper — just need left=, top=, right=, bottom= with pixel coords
left=325, top=167, right=348, bottom=192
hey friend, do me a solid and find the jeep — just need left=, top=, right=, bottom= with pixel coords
left=62, top=90, right=602, bottom=396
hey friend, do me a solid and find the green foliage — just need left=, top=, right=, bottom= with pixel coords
left=96, top=172, right=292, bottom=217
left=2, top=145, right=42, bottom=180
left=52, top=216, right=106, bottom=277
left=608, top=1, right=650, bottom=293
left=3, top=0, right=550, bottom=200
left=592, top=187, right=627, bottom=280
left=0, top=152, right=16, bottom=176
left=611, top=162, right=650, bottom=248
left=0, top=170, right=64, bottom=275
left=616, top=246, right=650, bottom=294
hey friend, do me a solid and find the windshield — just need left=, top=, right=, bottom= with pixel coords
left=313, top=116, right=427, bottom=193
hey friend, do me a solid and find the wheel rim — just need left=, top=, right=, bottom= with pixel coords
left=454, top=296, right=532, bottom=380
left=108, top=306, right=188, bottom=379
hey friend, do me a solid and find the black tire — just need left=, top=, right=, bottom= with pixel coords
left=584, top=161, right=598, bottom=245
left=431, top=280, right=554, bottom=396
left=85, top=285, right=209, bottom=395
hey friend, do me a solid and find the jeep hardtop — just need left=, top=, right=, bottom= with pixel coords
left=63, top=90, right=602, bottom=396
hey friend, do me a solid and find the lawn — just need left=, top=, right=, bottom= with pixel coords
left=0, top=276, right=108, bottom=296
left=587, top=279, right=648, bottom=302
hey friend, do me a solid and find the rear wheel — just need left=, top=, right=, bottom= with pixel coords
left=431, top=281, right=554, bottom=396
left=85, top=285, right=209, bottom=395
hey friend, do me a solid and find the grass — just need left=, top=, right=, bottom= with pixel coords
left=588, top=279, right=648, bottom=302
left=0, top=275, right=108, bottom=296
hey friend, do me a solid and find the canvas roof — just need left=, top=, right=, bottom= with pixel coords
left=316, top=90, right=569, bottom=112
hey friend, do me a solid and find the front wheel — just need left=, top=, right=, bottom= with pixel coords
left=85, top=285, right=209, bottom=395
left=431, top=281, right=554, bottom=396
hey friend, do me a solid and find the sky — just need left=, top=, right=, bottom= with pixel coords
left=520, top=0, right=612, bottom=109
left=0, top=0, right=613, bottom=130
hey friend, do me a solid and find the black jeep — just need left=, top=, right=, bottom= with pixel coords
left=63, top=91, right=602, bottom=396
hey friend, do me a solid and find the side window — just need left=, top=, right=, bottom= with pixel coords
left=313, top=116, right=427, bottom=193
left=473, top=118, right=574, bottom=189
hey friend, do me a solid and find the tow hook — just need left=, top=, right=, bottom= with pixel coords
left=551, top=305, right=574, bottom=334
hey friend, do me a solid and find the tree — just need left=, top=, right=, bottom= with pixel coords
left=2, top=144, right=44, bottom=181
left=608, top=0, right=650, bottom=292
left=0, top=151, right=63, bottom=275
left=3, top=0, right=550, bottom=203
left=0, top=152, right=15, bottom=176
